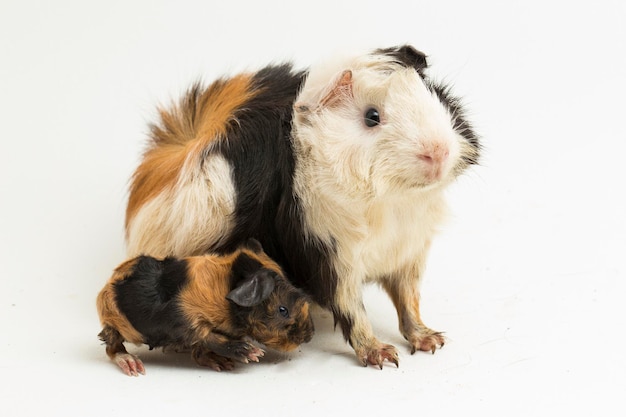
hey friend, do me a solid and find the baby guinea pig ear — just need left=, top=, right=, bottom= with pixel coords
left=226, top=269, right=276, bottom=307
left=294, top=70, right=353, bottom=120
left=242, top=238, right=264, bottom=254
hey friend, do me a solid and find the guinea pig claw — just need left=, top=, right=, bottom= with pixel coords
left=248, top=346, right=264, bottom=362
left=409, top=331, right=445, bottom=355
left=359, top=343, right=400, bottom=369
left=114, top=353, right=145, bottom=377
left=390, top=355, right=399, bottom=368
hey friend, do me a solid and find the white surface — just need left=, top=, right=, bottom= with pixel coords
left=1, top=1, right=625, bottom=415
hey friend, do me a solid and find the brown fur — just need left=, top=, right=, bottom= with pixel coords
left=178, top=249, right=285, bottom=339
left=125, top=74, right=258, bottom=229
left=96, top=258, right=144, bottom=345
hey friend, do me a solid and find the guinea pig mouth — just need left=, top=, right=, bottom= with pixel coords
left=262, top=339, right=300, bottom=352
left=289, top=333, right=313, bottom=347
left=280, top=342, right=301, bottom=352
left=300, top=329, right=314, bottom=344
left=261, top=331, right=313, bottom=352
left=422, top=164, right=444, bottom=183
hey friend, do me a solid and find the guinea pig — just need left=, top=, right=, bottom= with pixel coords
left=97, top=239, right=314, bottom=376
left=123, top=45, right=480, bottom=368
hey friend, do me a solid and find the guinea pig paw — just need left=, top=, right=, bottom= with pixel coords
left=356, top=342, right=399, bottom=370
left=114, top=353, right=145, bottom=377
left=230, top=342, right=265, bottom=364
left=193, top=349, right=236, bottom=372
left=408, top=331, right=445, bottom=355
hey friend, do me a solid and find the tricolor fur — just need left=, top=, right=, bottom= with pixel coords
left=124, top=45, right=480, bottom=368
left=97, top=240, right=314, bottom=375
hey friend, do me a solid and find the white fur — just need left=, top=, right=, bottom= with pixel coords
left=126, top=153, right=236, bottom=258
left=292, top=50, right=466, bottom=351
left=293, top=52, right=463, bottom=267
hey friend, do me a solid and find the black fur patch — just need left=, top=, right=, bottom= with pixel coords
left=201, top=63, right=340, bottom=311
left=274, top=196, right=339, bottom=308
left=332, top=307, right=356, bottom=346
left=426, top=81, right=480, bottom=165
left=209, top=64, right=305, bottom=256
left=227, top=252, right=276, bottom=326
left=114, top=256, right=189, bottom=348
left=375, top=45, right=429, bottom=75
left=229, top=252, right=266, bottom=291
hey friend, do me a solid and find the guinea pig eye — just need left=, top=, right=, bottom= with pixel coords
left=364, top=108, right=381, bottom=128
left=278, top=306, right=289, bottom=318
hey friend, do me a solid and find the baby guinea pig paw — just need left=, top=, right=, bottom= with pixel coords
left=407, top=329, right=445, bottom=354
left=192, top=348, right=236, bottom=372
left=354, top=340, right=400, bottom=369
left=226, top=341, right=265, bottom=364
left=192, top=341, right=265, bottom=371
left=114, top=353, right=145, bottom=377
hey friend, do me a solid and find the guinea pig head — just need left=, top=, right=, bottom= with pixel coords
left=226, top=248, right=314, bottom=352
left=293, top=44, right=480, bottom=196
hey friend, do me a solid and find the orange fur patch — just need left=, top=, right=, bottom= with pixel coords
left=125, top=74, right=258, bottom=229
left=177, top=254, right=235, bottom=334
left=178, top=249, right=285, bottom=338
left=96, top=259, right=144, bottom=344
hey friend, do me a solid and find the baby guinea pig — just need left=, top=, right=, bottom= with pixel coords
left=97, top=239, right=314, bottom=376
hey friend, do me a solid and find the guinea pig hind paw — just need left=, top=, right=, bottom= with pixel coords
left=114, top=353, right=145, bottom=377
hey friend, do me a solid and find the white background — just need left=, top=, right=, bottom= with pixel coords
left=1, top=0, right=625, bottom=415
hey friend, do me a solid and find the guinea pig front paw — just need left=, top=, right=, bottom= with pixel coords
left=113, top=353, right=145, bottom=377
left=225, top=341, right=265, bottom=364
left=192, top=348, right=236, bottom=372
left=354, top=341, right=399, bottom=369
left=407, top=329, right=445, bottom=354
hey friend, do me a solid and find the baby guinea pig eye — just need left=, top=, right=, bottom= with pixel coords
left=278, top=306, right=289, bottom=318
left=363, top=108, right=381, bottom=128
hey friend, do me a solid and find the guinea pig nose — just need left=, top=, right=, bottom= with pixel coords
left=418, top=145, right=449, bottom=164
left=418, top=153, right=434, bottom=163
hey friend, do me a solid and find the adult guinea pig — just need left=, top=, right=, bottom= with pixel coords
left=124, top=45, right=480, bottom=368
left=97, top=239, right=314, bottom=376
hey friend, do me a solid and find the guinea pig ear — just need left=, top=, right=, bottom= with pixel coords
left=242, top=238, right=264, bottom=254
left=226, top=270, right=275, bottom=307
left=319, top=70, right=353, bottom=108
left=294, top=70, right=353, bottom=123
